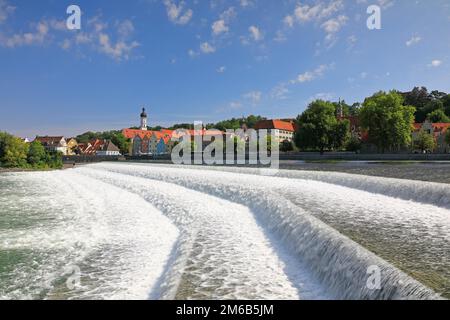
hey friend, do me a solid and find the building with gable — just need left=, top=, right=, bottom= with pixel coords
left=412, top=121, right=450, bottom=153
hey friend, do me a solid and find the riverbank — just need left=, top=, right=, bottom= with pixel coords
left=0, top=163, right=84, bottom=173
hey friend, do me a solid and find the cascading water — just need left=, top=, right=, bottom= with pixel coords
left=1, top=163, right=448, bottom=300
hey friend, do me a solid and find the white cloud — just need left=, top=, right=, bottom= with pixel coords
left=98, top=33, right=139, bottom=61
left=243, top=91, right=262, bottom=104
left=321, top=15, right=348, bottom=34
left=289, top=0, right=344, bottom=25
left=271, top=83, right=289, bottom=100
left=0, top=0, right=15, bottom=24
left=356, top=0, right=394, bottom=9
left=406, top=35, right=421, bottom=47
left=229, top=101, right=242, bottom=109
left=284, top=1, right=346, bottom=49
left=294, top=64, right=332, bottom=83
left=274, top=30, right=287, bottom=42
left=240, top=0, right=255, bottom=8
left=284, top=15, right=295, bottom=28
left=217, top=66, right=226, bottom=73
left=248, top=25, right=263, bottom=41
left=211, top=7, right=236, bottom=36
left=0, top=9, right=139, bottom=61
left=0, top=21, right=49, bottom=48
left=200, top=42, right=216, bottom=54
left=61, top=16, right=139, bottom=61
left=117, top=20, right=135, bottom=38
left=163, top=0, right=193, bottom=25
left=308, top=92, right=334, bottom=102
left=220, top=7, right=237, bottom=21
left=188, top=49, right=197, bottom=57
left=212, top=19, right=229, bottom=35
left=429, top=60, right=442, bottom=67
left=347, top=35, right=357, bottom=48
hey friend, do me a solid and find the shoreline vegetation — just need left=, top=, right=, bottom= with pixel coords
left=2, top=87, right=450, bottom=171
left=0, top=132, right=63, bottom=171
left=0, top=163, right=77, bottom=173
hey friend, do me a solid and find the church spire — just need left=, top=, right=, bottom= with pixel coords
left=140, top=107, right=148, bottom=131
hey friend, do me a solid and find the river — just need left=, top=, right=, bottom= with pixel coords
left=0, top=162, right=448, bottom=299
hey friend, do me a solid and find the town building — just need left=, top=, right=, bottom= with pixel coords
left=412, top=121, right=450, bottom=153
left=122, top=109, right=175, bottom=155
left=34, top=136, right=68, bottom=155
left=140, top=108, right=148, bottom=131
left=123, top=128, right=174, bottom=156
left=123, top=109, right=227, bottom=155
left=96, top=140, right=121, bottom=156
left=66, top=138, right=78, bottom=155
left=253, top=120, right=297, bottom=142
left=76, top=139, right=121, bottom=156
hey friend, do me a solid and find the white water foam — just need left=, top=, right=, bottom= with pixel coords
left=75, top=167, right=329, bottom=300
left=0, top=171, right=178, bottom=300
left=88, top=162, right=446, bottom=299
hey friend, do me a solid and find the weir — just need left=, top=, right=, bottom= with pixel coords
left=89, top=163, right=446, bottom=299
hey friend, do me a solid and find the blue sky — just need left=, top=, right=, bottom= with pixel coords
left=0, top=0, right=449, bottom=138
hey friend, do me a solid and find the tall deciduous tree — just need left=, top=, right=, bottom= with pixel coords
left=360, top=91, right=416, bottom=153
left=294, top=100, right=350, bottom=154
left=415, top=130, right=436, bottom=153
left=0, top=132, right=29, bottom=168
left=27, top=141, right=47, bottom=166
left=427, top=108, right=450, bottom=123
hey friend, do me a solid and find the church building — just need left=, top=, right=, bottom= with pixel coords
left=122, top=108, right=174, bottom=156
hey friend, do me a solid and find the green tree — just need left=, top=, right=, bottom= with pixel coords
left=346, top=136, right=362, bottom=153
left=331, top=120, right=350, bottom=150
left=403, top=86, right=432, bottom=122
left=27, top=141, right=47, bottom=167
left=427, top=108, right=450, bottom=123
left=442, top=95, right=450, bottom=117
left=294, top=100, right=350, bottom=154
left=0, top=132, right=29, bottom=168
left=415, top=130, right=436, bottom=153
left=45, top=151, right=63, bottom=169
left=360, top=91, right=416, bottom=153
left=446, top=130, right=450, bottom=147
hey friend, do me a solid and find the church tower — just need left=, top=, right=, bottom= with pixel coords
left=140, top=108, right=148, bottom=131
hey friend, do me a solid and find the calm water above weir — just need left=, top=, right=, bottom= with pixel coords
left=0, top=162, right=448, bottom=300
left=279, top=161, right=450, bottom=184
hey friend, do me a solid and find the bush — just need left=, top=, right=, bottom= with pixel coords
left=0, top=132, right=63, bottom=169
left=0, top=132, right=29, bottom=168
left=346, top=137, right=362, bottom=153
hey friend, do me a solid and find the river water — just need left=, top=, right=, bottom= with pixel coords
left=0, top=162, right=448, bottom=300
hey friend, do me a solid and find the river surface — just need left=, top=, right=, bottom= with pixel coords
left=0, top=162, right=448, bottom=300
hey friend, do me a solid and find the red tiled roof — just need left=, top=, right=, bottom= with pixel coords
left=123, top=128, right=225, bottom=141
left=122, top=129, right=155, bottom=140
left=254, top=120, right=296, bottom=132
left=413, top=122, right=450, bottom=133
left=35, top=136, right=64, bottom=145
left=432, top=123, right=450, bottom=132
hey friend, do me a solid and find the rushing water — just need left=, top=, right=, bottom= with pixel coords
left=0, top=163, right=448, bottom=300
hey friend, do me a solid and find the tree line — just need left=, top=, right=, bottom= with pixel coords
left=294, top=89, right=450, bottom=154
left=0, top=132, right=63, bottom=169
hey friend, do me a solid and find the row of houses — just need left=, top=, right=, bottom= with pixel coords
left=30, top=108, right=450, bottom=157
left=337, top=115, right=450, bottom=153
left=412, top=121, right=450, bottom=153
left=123, top=109, right=299, bottom=156
left=33, top=136, right=121, bottom=156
